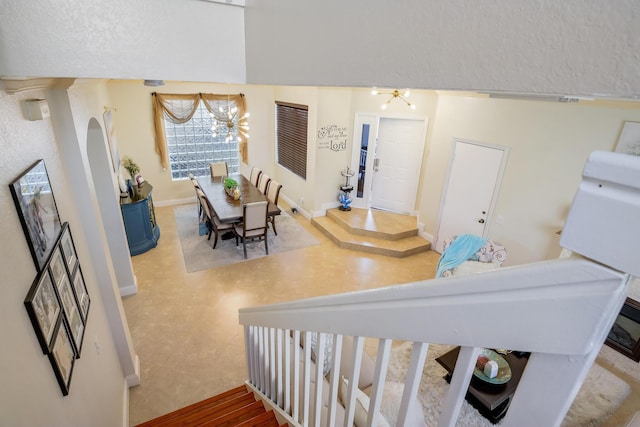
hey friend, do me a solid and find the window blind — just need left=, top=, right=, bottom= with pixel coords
left=275, top=101, right=308, bottom=179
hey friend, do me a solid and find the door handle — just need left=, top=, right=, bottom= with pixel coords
left=478, top=219, right=485, bottom=224
left=373, top=158, right=380, bottom=172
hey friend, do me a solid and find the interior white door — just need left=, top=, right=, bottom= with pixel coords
left=435, top=140, right=506, bottom=252
left=370, top=118, right=426, bottom=214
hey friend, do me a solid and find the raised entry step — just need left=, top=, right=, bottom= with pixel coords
left=312, top=208, right=431, bottom=258
left=135, top=384, right=286, bottom=427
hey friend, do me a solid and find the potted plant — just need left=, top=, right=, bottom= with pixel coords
left=122, top=156, right=142, bottom=186
left=223, top=177, right=240, bottom=199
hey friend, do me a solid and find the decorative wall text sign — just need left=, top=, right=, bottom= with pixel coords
left=317, top=125, right=347, bottom=152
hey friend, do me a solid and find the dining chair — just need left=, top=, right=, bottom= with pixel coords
left=233, top=201, right=269, bottom=259
left=209, top=162, right=228, bottom=179
left=265, top=179, right=282, bottom=235
left=197, top=190, right=234, bottom=249
left=249, top=166, right=262, bottom=187
left=258, top=173, right=271, bottom=194
left=190, top=177, right=203, bottom=218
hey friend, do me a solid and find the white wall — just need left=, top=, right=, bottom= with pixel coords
left=245, top=0, right=640, bottom=98
left=0, top=89, right=129, bottom=426
left=420, top=94, right=640, bottom=265
left=0, top=0, right=245, bottom=84
left=106, top=80, right=640, bottom=266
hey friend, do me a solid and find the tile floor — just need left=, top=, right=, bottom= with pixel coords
left=123, top=203, right=638, bottom=426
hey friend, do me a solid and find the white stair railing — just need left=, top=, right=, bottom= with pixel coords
left=239, top=150, right=640, bottom=427
left=239, top=257, right=629, bottom=427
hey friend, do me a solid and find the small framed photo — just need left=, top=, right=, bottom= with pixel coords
left=24, top=270, right=62, bottom=354
left=71, top=266, right=90, bottom=323
left=59, top=223, right=78, bottom=273
left=56, top=273, right=76, bottom=321
left=67, top=306, right=85, bottom=358
left=9, top=159, right=62, bottom=272
left=48, top=316, right=76, bottom=396
left=49, top=246, right=66, bottom=287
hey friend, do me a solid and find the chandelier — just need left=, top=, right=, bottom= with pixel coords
left=371, top=88, right=416, bottom=110
left=210, top=95, right=250, bottom=142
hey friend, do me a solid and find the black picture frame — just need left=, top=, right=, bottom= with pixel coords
left=59, top=223, right=78, bottom=274
left=24, top=270, right=62, bottom=354
left=48, top=316, right=76, bottom=396
left=9, top=159, right=62, bottom=272
left=71, top=265, right=90, bottom=324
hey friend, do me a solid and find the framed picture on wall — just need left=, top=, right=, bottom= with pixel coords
left=24, top=270, right=62, bottom=354
left=71, top=266, right=90, bottom=323
left=47, top=316, right=76, bottom=396
left=49, top=246, right=66, bottom=287
left=104, top=109, right=121, bottom=173
left=59, top=223, right=78, bottom=273
left=9, top=159, right=62, bottom=272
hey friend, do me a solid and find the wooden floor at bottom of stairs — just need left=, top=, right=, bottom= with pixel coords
left=135, top=384, right=286, bottom=427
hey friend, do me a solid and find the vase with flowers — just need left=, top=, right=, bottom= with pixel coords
left=122, top=156, right=142, bottom=188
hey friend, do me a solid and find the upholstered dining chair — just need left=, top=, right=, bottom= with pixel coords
left=233, top=201, right=269, bottom=259
left=190, top=177, right=203, bottom=218
left=249, top=166, right=262, bottom=187
left=265, top=179, right=282, bottom=235
left=209, top=162, right=228, bottom=179
left=197, top=189, right=234, bottom=249
left=258, top=173, right=271, bottom=194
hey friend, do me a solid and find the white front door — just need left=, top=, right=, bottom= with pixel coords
left=369, top=117, right=427, bottom=214
left=435, top=139, right=507, bottom=252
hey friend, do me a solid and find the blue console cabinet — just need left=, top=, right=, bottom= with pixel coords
left=120, top=181, right=160, bottom=255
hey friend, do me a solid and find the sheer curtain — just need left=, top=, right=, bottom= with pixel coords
left=152, top=93, right=248, bottom=169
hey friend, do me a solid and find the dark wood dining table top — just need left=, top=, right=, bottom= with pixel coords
left=196, top=173, right=281, bottom=224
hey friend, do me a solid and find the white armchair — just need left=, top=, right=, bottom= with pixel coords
left=439, top=235, right=507, bottom=277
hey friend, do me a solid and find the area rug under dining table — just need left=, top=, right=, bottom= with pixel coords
left=174, top=204, right=320, bottom=273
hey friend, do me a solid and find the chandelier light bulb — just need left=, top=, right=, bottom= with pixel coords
left=371, top=89, right=379, bottom=96
left=381, top=103, right=388, bottom=110
left=410, top=104, right=417, bottom=110
left=404, top=90, right=411, bottom=98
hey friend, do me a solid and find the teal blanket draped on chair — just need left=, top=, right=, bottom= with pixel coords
left=436, top=234, right=488, bottom=278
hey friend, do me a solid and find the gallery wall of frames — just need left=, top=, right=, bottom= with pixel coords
left=10, top=159, right=91, bottom=396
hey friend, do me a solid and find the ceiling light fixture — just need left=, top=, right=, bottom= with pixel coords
left=210, top=95, right=250, bottom=142
left=371, top=88, right=416, bottom=110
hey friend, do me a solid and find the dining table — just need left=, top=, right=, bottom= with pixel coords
left=196, top=173, right=281, bottom=224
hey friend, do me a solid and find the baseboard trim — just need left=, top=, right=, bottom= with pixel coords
left=155, top=197, right=192, bottom=207
left=126, top=354, right=141, bottom=387
left=122, top=378, right=130, bottom=427
left=119, top=275, right=138, bottom=297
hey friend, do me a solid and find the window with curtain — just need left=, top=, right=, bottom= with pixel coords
left=275, top=101, right=308, bottom=180
left=164, top=99, right=239, bottom=179
left=151, top=93, right=248, bottom=180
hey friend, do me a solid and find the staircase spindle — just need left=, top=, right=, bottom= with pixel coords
left=438, top=346, right=482, bottom=427
left=368, top=338, right=392, bottom=427
left=326, top=334, right=343, bottom=427
left=397, top=341, right=428, bottom=427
